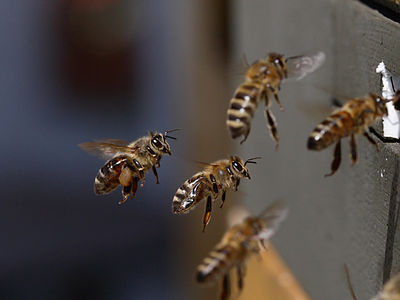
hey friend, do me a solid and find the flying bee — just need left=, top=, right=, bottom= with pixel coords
left=195, top=200, right=287, bottom=300
left=307, top=93, right=400, bottom=176
left=172, top=156, right=260, bottom=232
left=79, top=129, right=178, bottom=204
left=227, top=51, right=325, bottom=146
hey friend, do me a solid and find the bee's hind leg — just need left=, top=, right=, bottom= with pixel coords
left=202, top=196, right=212, bottom=232
left=219, top=274, right=231, bottom=300
left=130, top=177, right=138, bottom=198
left=265, top=109, right=279, bottom=148
left=350, top=134, right=358, bottom=165
left=239, top=130, right=250, bottom=144
left=119, top=184, right=131, bottom=205
left=325, top=140, right=341, bottom=177
left=119, top=163, right=134, bottom=205
left=264, top=93, right=279, bottom=148
left=236, top=264, right=245, bottom=293
left=220, top=192, right=226, bottom=208
left=364, top=131, right=379, bottom=151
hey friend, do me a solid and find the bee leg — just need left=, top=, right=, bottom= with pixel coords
left=119, top=184, right=131, bottom=205
left=119, top=164, right=134, bottom=204
left=236, top=265, right=245, bottom=292
left=219, top=274, right=231, bottom=300
left=325, top=140, right=342, bottom=177
left=350, top=134, right=358, bottom=165
left=235, top=179, right=240, bottom=191
left=130, top=177, right=138, bottom=198
left=220, top=191, right=226, bottom=208
left=264, top=93, right=279, bottom=148
left=364, top=131, right=379, bottom=152
left=209, top=174, right=218, bottom=194
left=260, top=239, right=267, bottom=250
left=265, top=109, right=279, bottom=148
left=133, top=159, right=146, bottom=187
left=270, top=87, right=284, bottom=111
left=239, top=130, right=250, bottom=144
left=152, top=166, right=160, bottom=184
left=202, top=196, right=212, bottom=232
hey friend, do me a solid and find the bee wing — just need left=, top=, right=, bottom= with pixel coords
left=285, top=51, right=326, bottom=81
left=95, top=139, right=131, bottom=146
left=255, top=200, right=288, bottom=241
left=193, top=160, right=220, bottom=167
left=79, top=141, right=133, bottom=159
left=172, top=175, right=207, bottom=214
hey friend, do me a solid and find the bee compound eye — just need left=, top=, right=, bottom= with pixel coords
left=152, top=138, right=162, bottom=149
left=232, top=161, right=243, bottom=172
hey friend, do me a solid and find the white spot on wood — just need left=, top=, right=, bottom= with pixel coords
left=376, top=61, right=400, bottom=138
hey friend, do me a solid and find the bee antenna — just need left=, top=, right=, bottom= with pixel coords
left=245, top=157, right=262, bottom=165
left=164, top=128, right=181, bottom=140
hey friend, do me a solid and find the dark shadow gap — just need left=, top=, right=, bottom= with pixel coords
left=359, top=0, right=400, bottom=23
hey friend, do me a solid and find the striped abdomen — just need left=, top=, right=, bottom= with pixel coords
left=196, top=244, right=240, bottom=284
left=95, top=156, right=128, bottom=194
left=227, top=82, right=262, bottom=140
left=172, top=174, right=209, bottom=214
left=307, top=110, right=354, bottom=150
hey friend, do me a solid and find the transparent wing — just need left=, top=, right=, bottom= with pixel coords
left=79, top=140, right=132, bottom=159
left=255, top=200, right=288, bottom=241
left=285, top=51, right=326, bottom=80
left=95, top=139, right=130, bottom=146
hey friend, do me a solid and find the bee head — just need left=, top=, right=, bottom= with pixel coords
left=244, top=217, right=265, bottom=236
left=392, top=91, right=400, bottom=111
left=149, top=131, right=172, bottom=155
left=268, top=52, right=287, bottom=76
left=371, top=93, right=389, bottom=116
left=230, top=155, right=260, bottom=179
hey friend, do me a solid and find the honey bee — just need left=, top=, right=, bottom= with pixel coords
left=307, top=93, right=400, bottom=176
left=373, top=272, right=400, bottom=300
left=195, top=201, right=287, bottom=300
left=227, top=51, right=325, bottom=146
left=79, top=129, right=178, bottom=204
left=172, top=156, right=260, bottom=232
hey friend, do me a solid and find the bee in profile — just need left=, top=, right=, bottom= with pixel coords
left=227, top=51, right=325, bottom=146
left=195, top=201, right=287, bottom=300
left=79, top=129, right=178, bottom=204
left=172, top=156, right=260, bottom=231
left=307, top=93, right=400, bottom=176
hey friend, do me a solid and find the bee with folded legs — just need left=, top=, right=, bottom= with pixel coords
left=227, top=51, right=325, bottom=146
left=307, top=92, right=400, bottom=176
left=79, top=129, right=179, bottom=204
left=195, top=200, right=288, bottom=300
left=172, top=156, right=260, bottom=232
